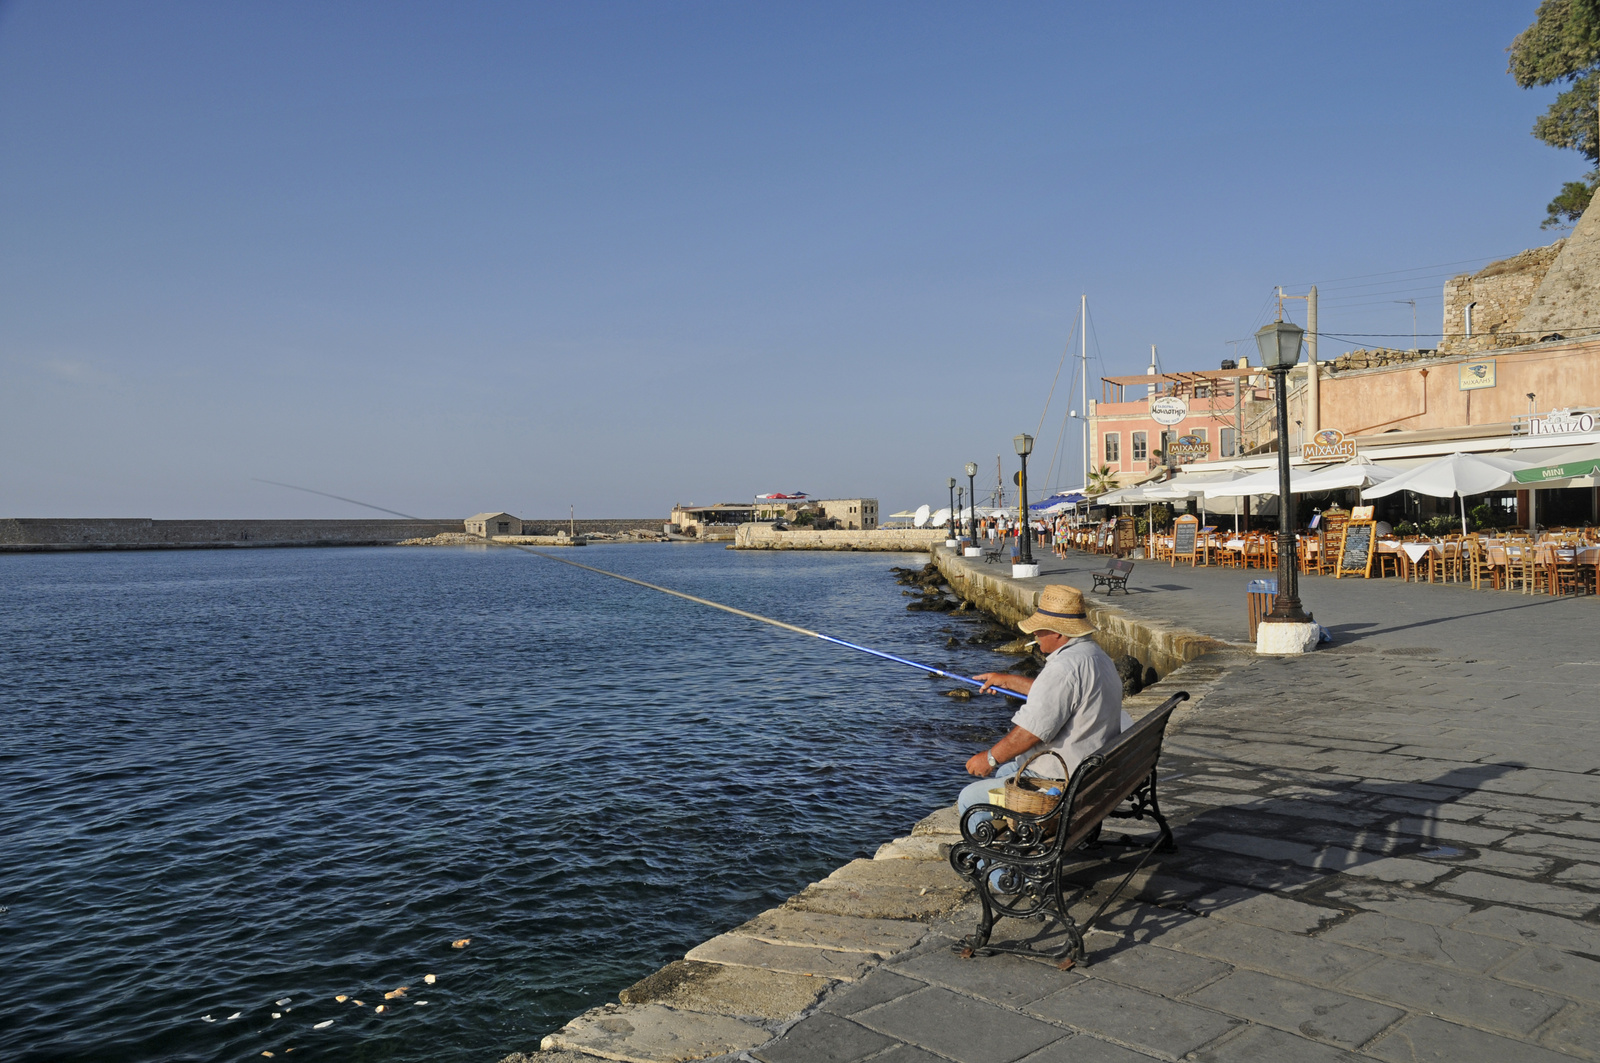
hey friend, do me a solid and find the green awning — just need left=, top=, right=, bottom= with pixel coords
left=1513, top=451, right=1600, bottom=484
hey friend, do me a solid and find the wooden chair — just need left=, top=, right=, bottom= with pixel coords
left=1505, top=543, right=1534, bottom=594
left=1376, top=543, right=1403, bottom=579
left=1485, top=545, right=1508, bottom=590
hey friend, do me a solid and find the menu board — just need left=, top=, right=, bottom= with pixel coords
left=1336, top=520, right=1375, bottom=578
left=1172, top=515, right=1199, bottom=565
left=1321, top=510, right=1350, bottom=564
left=1115, top=516, right=1137, bottom=553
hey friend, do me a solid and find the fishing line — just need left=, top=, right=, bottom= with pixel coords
left=252, top=479, right=1026, bottom=700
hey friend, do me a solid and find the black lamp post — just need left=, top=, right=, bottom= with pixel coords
left=965, top=462, right=979, bottom=542
left=1253, top=319, right=1311, bottom=625
left=947, top=477, right=957, bottom=542
left=1014, top=433, right=1034, bottom=564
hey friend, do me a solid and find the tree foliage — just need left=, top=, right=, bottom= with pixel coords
left=1086, top=464, right=1118, bottom=496
left=1509, top=0, right=1600, bottom=226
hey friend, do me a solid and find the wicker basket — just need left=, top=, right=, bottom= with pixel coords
left=1002, top=751, right=1069, bottom=818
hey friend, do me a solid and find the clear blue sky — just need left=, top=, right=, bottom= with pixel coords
left=0, top=2, right=1579, bottom=517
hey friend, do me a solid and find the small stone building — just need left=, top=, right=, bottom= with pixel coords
left=818, top=498, right=879, bottom=530
left=465, top=512, right=523, bottom=537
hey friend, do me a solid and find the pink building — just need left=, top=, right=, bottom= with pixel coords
left=1088, top=366, right=1267, bottom=487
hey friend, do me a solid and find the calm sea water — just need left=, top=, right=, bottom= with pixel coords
left=1, top=544, right=1016, bottom=1062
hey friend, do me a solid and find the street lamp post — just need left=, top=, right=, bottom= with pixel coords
left=964, top=462, right=979, bottom=542
left=947, top=477, right=958, bottom=543
left=1014, top=434, right=1034, bottom=565
left=1253, top=319, right=1312, bottom=633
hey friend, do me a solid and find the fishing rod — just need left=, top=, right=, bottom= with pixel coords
left=253, top=479, right=1027, bottom=700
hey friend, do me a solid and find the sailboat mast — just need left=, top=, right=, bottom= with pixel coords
left=1080, top=294, right=1089, bottom=492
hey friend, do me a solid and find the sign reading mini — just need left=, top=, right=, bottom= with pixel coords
left=1302, top=428, right=1357, bottom=463
left=1527, top=409, right=1597, bottom=437
left=1166, top=433, right=1211, bottom=458
left=1149, top=395, right=1189, bottom=426
left=1458, top=359, right=1496, bottom=391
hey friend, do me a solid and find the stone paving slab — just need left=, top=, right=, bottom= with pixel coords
left=1186, top=968, right=1404, bottom=1049
left=857, top=985, right=1068, bottom=1063
left=539, top=1003, right=770, bottom=1062
left=1365, top=1014, right=1576, bottom=1062
left=685, top=933, right=880, bottom=981
left=1024, top=978, right=1239, bottom=1058
left=728, top=908, right=929, bottom=956
left=617, top=961, right=832, bottom=1022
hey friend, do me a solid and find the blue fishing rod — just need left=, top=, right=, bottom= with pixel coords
left=254, top=479, right=1027, bottom=701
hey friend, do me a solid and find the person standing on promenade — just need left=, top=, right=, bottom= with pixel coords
left=957, top=585, right=1122, bottom=815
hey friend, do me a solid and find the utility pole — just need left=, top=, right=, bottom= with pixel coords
left=1393, top=299, right=1417, bottom=353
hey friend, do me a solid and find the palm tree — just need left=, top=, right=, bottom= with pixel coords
left=1086, top=464, right=1119, bottom=496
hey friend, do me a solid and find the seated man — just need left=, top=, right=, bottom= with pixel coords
left=959, top=584, right=1123, bottom=816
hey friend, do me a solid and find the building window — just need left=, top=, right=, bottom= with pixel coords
left=1465, top=302, right=1476, bottom=338
left=1221, top=427, right=1237, bottom=457
left=1104, top=433, right=1120, bottom=463
left=1132, top=431, right=1147, bottom=462
left=1194, top=384, right=1210, bottom=398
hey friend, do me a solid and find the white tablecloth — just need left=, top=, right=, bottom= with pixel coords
left=1401, top=543, right=1433, bottom=563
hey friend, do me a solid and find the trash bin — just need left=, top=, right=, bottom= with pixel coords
left=1246, top=579, right=1278, bottom=641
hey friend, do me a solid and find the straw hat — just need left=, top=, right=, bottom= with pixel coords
left=1018, top=585, right=1095, bottom=638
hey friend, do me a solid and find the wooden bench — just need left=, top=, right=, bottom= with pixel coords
left=1092, top=559, right=1134, bottom=594
left=980, top=539, right=1004, bottom=563
left=948, top=691, right=1188, bottom=968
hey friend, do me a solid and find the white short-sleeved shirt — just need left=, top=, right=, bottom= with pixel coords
left=1007, top=635, right=1123, bottom=779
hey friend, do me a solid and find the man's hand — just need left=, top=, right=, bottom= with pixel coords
left=974, top=671, right=1033, bottom=697
left=965, top=750, right=995, bottom=777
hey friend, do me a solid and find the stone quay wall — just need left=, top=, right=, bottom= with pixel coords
left=732, top=524, right=947, bottom=551
left=929, top=546, right=1228, bottom=676
left=0, top=518, right=463, bottom=552
left=520, top=519, right=666, bottom=536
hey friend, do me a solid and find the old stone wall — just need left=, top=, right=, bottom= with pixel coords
left=518, top=519, right=665, bottom=536
left=1440, top=243, right=1565, bottom=356
left=732, top=524, right=946, bottom=551
left=1518, top=191, right=1600, bottom=339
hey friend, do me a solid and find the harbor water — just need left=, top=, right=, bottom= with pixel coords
left=1, top=544, right=1015, bottom=1062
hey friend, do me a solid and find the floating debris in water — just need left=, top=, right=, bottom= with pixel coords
left=423, top=974, right=436, bottom=985
left=276, top=998, right=291, bottom=1007
left=201, top=1015, right=215, bottom=1022
left=272, top=1012, right=282, bottom=1019
left=227, top=1012, right=242, bottom=1021
left=414, top=1000, right=428, bottom=1006
left=374, top=1005, right=386, bottom=1014
left=313, top=1019, right=333, bottom=1030
left=384, top=987, right=407, bottom=999
left=262, top=1053, right=274, bottom=1058
left=334, top=995, right=348, bottom=1003
left=352, top=1000, right=365, bottom=1007
left=451, top=938, right=470, bottom=948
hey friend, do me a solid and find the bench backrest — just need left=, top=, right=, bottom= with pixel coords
left=1112, top=560, right=1134, bottom=575
left=1055, top=692, right=1185, bottom=852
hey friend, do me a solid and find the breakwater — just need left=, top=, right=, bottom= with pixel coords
left=733, top=524, right=947, bottom=551
left=0, top=518, right=665, bottom=553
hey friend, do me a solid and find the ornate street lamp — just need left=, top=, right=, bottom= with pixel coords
left=1253, top=319, right=1312, bottom=630
left=1014, top=433, right=1034, bottom=565
left=964, top=462, right=979, bottom=542
left=947, top=477, right=958, bottom=543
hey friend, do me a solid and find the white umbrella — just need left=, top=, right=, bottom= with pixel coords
left=912, top=504, right=932, bottom=528
left=928, top=506, right=952, bottom=529
left=1362, top=452, right=1526, bottom=534
left=1294, top=455, right=1401, bottom=495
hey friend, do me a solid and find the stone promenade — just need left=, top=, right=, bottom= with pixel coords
left=531, top=548, right=1600, bottom=1063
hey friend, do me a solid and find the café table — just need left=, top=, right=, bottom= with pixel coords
left=1401, top=542, right=1433, bottom=582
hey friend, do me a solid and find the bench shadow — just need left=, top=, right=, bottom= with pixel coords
left=980, top=760, right=1524, bottom=962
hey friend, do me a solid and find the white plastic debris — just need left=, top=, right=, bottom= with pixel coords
left=423, top=974, right=436, bottom=984
left=313, top=1019, right=333, bottom=1030
left=276, top=998, right=292, bottom=1007
left=226, top=1012, right=242, bottom=1021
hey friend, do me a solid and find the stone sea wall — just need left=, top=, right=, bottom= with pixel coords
left=732, top=524, right=947, bottom=551
left=929, top=547, right=1227, bottom=676
left=0, top=518, right=463, bottom=552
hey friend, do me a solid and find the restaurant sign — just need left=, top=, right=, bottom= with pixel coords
left=1149, top=395, right=1189, bottom=426
left=1527, top=409, right=1596, bottom=437
left=1459, top=359, right=1496, bottom=391
left=1302, top=428, right=1357, bottom=463
left=1166, top=433, right=1211, bottom=458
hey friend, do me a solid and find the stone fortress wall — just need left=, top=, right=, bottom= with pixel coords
left=0, top=517, right=663, bottom=552
left=1439, top=242, right=1566, bottom=356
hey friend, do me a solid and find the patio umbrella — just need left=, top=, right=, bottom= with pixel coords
left=1362, top=452, right=1526, bottom=534
left=1293, top=455, right=1401, bottom=497
left=1511, top=444, right=1600, bottom=488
